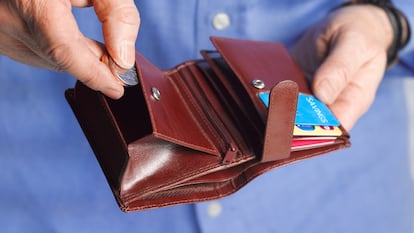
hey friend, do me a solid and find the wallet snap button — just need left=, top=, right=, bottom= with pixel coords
left=251, top=79, right=265, bottom=89
left=151, top=87, right=161, bottom=100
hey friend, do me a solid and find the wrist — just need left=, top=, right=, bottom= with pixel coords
left=338, top=0, right=411, bottom=67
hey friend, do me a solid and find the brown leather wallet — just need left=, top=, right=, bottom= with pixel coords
left=65, top=37, right=350, bottom=212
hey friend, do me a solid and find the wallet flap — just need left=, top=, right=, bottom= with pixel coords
left=210, top=36, right=310, bottom=121
left=262, top=80, right=299, bottom=162
left=135, top=52, right=219, bottom=156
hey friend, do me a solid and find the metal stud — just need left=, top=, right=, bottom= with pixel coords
left=251, top=79, right=265, bottom=89
left=151, top=87, right=161, bottom=100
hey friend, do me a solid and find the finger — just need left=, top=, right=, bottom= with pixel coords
left=329, top=84, right=369, bottom=131
left=29, top=1, right=124, bottom=98
left=83, top=38, right=107, bottom=58
left=59, top=38, right=125, bottom=99
left=93, top=0, right=140, bottom=69
left=312, top=31, right=371, bottom=105
left=290, top=26, right=330, bottom=79
left=328, top=57, right=385, bottom=130
left=57, top=36, right=125, bottom=99
left=70, top=0, right=93, bottom=7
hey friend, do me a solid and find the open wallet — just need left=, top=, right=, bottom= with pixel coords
left=65, top=37, right=350, bottom=212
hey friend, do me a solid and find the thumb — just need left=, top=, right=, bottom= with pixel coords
left=93, top=0, right=140, bottom=69
left=312, top=33, right=366, bottom=104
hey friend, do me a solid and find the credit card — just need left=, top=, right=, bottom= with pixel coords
left=258, top=92, right=340, bottom=126
left=294, top=124, right=342, bottom=136
left=291, top=139, right=335, bottom=151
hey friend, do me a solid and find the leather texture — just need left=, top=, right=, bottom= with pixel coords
left=65, top=37, right=350, bottom=212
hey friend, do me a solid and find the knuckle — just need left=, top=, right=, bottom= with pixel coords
left=103, top=6, right=140, bottom=32
left=116, top=5, right=140, bottom=26
left=341, top=29, right=375, bottom=55
left=45, top=43, right=74, bottom=71
left=96, top=2, right=140, bottom=26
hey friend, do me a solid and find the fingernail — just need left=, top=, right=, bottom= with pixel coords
left=118, top=40, right=135, bottom=68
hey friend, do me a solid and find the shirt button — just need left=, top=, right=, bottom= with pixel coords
left=207, top=201, right=222, bottom=218
left=212, top=12, right=231, bottom=30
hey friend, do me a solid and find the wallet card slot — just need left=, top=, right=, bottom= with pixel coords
left=167, top=67, right=227, bottom=157
left=201, top=52, right=258, bottom=115
left=181, top=63, right=255, bottom=163
left=201, top=51, right=265, bottom=132
left=195, top=61, right=264, bottom=157
left=167, top=62, right=253, bottom=164
left=200, top=52, right=248, bottom=115
left=200, top=52, right=265, bottom=151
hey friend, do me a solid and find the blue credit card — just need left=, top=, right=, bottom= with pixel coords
left=258, top=92, right=340, bottom=126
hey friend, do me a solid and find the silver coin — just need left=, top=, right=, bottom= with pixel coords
left=115, top=65, right=139, bottom=86
left=107, top=57, right=139, bottom=86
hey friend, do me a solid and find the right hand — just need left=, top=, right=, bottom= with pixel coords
left=291, top=5, right=393, bottom=130
left=0, top=0, right=140, bottom=99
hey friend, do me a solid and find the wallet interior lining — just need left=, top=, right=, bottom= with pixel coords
left=106, top=84, right=153, bottom=145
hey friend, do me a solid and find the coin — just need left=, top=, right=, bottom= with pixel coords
left=114, top=64, right=139, bottom=86
left=106, top=56, right=139, bottom=86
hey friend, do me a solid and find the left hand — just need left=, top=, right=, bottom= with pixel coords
left=0, top=0, right=140, bottom=99
left=291, top=4, right=393, bottom=130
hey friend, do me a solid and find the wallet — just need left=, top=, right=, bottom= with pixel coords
left=65, top=37, right=350, bottom=212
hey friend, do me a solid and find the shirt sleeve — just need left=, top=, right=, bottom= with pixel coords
left=393, top=0, right=414, bottom=70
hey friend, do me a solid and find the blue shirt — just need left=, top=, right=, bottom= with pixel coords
left=1, top=1, right=414, bottom=232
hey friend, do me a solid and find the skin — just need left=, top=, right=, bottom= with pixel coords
left=0, top=0, right=140, bottom=99
left=291, top=5, right=393, bottom=130
left=0, top=2, right=393, bottom=130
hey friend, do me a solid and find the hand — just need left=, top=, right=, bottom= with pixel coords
left=291, top=5, right=393, bottom=130
left=0, top=0, right=140, bottom=99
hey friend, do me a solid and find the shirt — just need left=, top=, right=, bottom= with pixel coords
left=0, top=1, right=413, bottom=232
